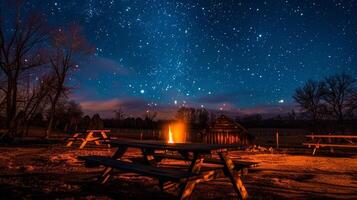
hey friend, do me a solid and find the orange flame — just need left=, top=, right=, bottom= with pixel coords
left=165, top=122, right=186, bottom=143
left=168, top=125, right=174, bottom=144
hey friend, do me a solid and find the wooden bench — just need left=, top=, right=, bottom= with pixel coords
left=66, top=130, right=111, bottom=149
left=153, top=153, right=258, bottom=174
left=303, top=134, right=357, bottom=155
left=79, top=155, right=245, bottom=196
left=79, top=156, right=198, bottom=182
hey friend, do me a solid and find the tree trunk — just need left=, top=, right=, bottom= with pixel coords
left=6, top=75, right=18, bottom=138
left=46, top=92, right=61, bottom=139
left=46, top=105, right=56, bottom=139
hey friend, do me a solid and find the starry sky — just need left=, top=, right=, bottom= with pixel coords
left=14, top=0, right=357, bottom=118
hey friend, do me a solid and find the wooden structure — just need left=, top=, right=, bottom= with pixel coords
left=303, top=134, right=357, bottom=155
left=79, top=139, right=258, bottom=200
left=66, top=129, right=110, bottom=149
left=204, top=115, right=250, bottom=145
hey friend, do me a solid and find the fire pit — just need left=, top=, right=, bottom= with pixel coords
left=164, top=122, right=187, bottom=143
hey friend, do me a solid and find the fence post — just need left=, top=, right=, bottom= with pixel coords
left=276, top=130, right=279, bottom=149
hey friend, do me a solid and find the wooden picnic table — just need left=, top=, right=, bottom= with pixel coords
left=66, top=129, right=111, bottom=149
left=303, top=134, right=357, bottom=155
left=79, top=139, right=256, bottom=200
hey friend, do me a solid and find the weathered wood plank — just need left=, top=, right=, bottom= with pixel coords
left=302, top=143, right=357, bottom=148
left=218, top=152, right=248, bottom=200
left=178, top=154, right=204, bottom=200
left=86, top=129, right=111, bottom=132
left=99, top=147, right=128, bottom=183
left=66, top=130, right=111, bottom=149
left=79, top=156, right=196, bottom=181
left=153, top=153, right=259, bottom=169
left=306, top=135, right=357, bottom=139
left=141, top=148, right=157, bottom=166
left=66, top=133, right=81, bottom=147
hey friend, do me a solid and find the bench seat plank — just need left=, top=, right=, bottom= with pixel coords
left=79, top=156, right=196, bottom=181
left=302, top=143, right=357, bottom=148
left=153, top=153, right=259, bottom=169
left=305, top=135, right=357, bottom=139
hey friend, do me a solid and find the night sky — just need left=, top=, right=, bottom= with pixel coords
left=14, top=0, right=357, bottom=118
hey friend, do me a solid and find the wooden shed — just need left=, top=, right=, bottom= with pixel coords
left=204, top=115, right=251, bottom=145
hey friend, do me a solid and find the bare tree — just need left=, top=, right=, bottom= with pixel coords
left=46, top=25, right=93, bottom=138
left=0, top=1, right=48, bottom=136
left=54, top=100, right=83, bottom=133
left=347, top=90, right=357, bottom=118
left=20, top=75, right=54, bottom=135
left=293, top=80, right=326, bottom=125
left=114, top=107, right=126, bottom=121
left=144, top=110, right=157, bottom=121
left=323, top=73, right=356, bottom=123
left=176, top=107, right=197, bottom=124
left=0, top=72, right=6, bottom=115
left=196, top=108, right=209, bottom=127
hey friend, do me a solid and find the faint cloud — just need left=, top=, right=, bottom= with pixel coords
left=80, top=99, right=121, bottom=112
left=79, top=98, right=177, bottom=118
left=195, top=91, right=250, bottom=104
left=79, top=56, right=132, bottom=78
left=238, top=103, right=296, bottom=116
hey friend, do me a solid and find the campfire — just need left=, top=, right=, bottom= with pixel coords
left=168, top=125, right=174, bottom=143
left=165, top=122, right=187, bottom=143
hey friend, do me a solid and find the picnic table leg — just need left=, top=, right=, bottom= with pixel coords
left=218, top=152, right=248, bottom=200
left=94, top=132, right=101, bottom=146
left=79, top=132, right=94, bottom=149
left=178, top=154, right=204, bottom=200
left=312, top=138, right=321, bottom=156
left=66, top=133, right=79, bottom=147
left=100, top=131, right=111, bottom=148
left=312, top=146, right=318, bottom=155
left=328, top=136, right=334, bottom=153
left=141, top=148, right=157, bottom=166
left=100, top=147, right=128, bottom=184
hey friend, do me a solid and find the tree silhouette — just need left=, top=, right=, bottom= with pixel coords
left=88, top=114, right=104, bottom=130
left=323, top=73, right=356, bottom=123
left=114, top=107, right=126, bottom=121
left=46, top=25, right=93, bottom=138
left=0, top=1, right=48, bottom=137
left=196, top=108, right=209, bottom=128
left=176, top=107, right=196, bottom=124
left=293, top=80, right=326, bottom=125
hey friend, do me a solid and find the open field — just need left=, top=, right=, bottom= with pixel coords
left=0, top=142, right=356, bottom=200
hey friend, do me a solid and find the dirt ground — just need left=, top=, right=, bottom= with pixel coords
left=0, top=143, right=356, bottom=200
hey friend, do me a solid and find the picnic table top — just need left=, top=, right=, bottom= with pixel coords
left=86, top=129, right=111, bottom=132
left=107, top=139, right=245, bottom=153
left=306, top=134, right=357, bottom=139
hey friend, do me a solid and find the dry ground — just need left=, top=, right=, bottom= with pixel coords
left=0, top=142, right=356, bottom=200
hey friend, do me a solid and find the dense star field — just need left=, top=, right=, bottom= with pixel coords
left=10, top=0, right=357, bottom=118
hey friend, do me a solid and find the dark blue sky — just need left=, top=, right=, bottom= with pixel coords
left=16, top=0, right=357, bottom=118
